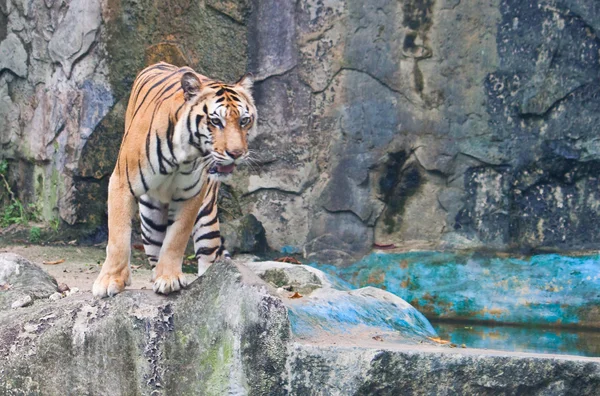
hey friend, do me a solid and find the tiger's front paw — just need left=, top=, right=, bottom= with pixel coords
left=93, top=270, right=131, bottom=298
left=153, top=272, right=188, bottom=295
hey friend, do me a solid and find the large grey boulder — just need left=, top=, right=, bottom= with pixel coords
left=0, top=257, right=289, bottom=395
left=247, top=261, right=437, bottom=343
left=0, top=253, right=58, bottom=310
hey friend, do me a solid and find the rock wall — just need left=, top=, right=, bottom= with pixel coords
left=0, top=0, right=110, bottom=227
left=1, top=0, right=600, bottom=261
left=239, top=0, right=600, bottom=262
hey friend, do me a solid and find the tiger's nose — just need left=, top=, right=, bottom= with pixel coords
left=226, top=150, right=244, bottom=159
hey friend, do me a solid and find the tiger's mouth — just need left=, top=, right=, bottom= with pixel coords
left=208, top=164, right=236, bottom=175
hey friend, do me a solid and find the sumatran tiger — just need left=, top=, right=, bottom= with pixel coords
left=92, top=62, right=256, bottom=297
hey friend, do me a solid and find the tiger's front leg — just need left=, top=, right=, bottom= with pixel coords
left=93, top=174, right=137, bottom=297
left=152, top=193, right=204, bottom=295
left=193, top=180, right=226, bottom=276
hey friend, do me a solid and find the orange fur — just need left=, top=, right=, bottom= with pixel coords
left=93, top=62, right=256, bottom=297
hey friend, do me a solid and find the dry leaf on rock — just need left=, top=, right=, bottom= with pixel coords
left=373, top=243, right=397, bottom=250
left=427, top=336, right=451, bottom=345
left=275, top=256, right=302, bottom=264
left=43, top=259, right=65, bottom=265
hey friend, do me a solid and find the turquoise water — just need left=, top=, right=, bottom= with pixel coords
left=309, top=251, right=600, bottom=356
left=311, top=251, right=600, bottom=327
left=433, top=321, right=600, bottom=358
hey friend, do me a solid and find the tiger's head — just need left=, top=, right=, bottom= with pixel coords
left=180, top=72, right=257, bottom=181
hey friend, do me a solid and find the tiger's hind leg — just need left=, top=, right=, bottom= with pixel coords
left=192, top=181, right=228, bottom=276
left=138, top=195, right=169, bottom=267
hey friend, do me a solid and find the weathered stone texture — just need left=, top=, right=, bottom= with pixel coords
left=0, top=258, right=291, bottom=395
left=220, top=214, right=269, bottom=255
left=290, top=344, right=600, bottom=396
left=234, top=0, right=600, bottom=260
left=47, top=0, right=102, bottom=77
left=0, top=33, right=27, bottom=78
left=0, top=0, right=113, bottom=227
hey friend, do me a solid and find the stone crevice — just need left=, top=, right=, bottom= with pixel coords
left=519, top=80, right=594, bottom=118
left=310, top=66, right=418, bottom=108
left=253, top=64, right=298, bottom=84
left=205, top=3, right=247, bottom=26
left=321, top=205, right=374, bottom=227
left=242, top=185, right=305, bottom=198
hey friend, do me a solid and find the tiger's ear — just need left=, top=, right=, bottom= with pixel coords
left=235, top=73, right=253, bottom=91
left=181, top=72, right=202, bottom=101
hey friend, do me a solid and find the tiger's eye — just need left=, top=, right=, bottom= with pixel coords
left=210, top=117, right=222, bottom=128
left=240, top=116, right=250, bottom=127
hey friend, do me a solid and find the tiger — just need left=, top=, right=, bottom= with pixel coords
left=92, top=62, right=256, bottom=297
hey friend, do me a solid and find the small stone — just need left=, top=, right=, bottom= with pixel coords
left=49, top=292, right=63, bottom=301
left=11, top=295, right=33, bottom=309
left=65, top=287, right=80, bottom=296
left=0, top=254, right=60, bottom=310
left=23, top=323, right=39, bottom=332
left=461, top=344, right=467, bottom=348
left=57, top=283, right=70, bottom=293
